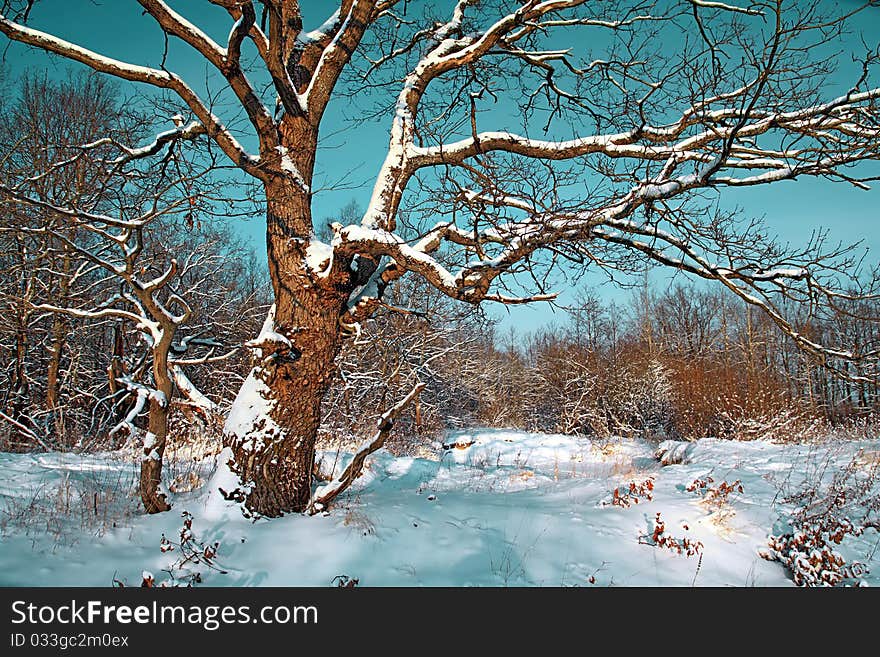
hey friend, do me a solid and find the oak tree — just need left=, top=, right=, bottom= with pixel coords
left=3, top=0, right=880, bottom=515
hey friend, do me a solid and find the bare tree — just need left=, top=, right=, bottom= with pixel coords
left=3, top=1, right=880, bottom=515
left=0, top=72, right=146, bottom=448
left=319, top=267, right=487, bottom=449
left=0, top=72, right=241, bottom=510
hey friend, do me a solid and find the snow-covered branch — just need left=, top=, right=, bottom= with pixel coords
left=0, top=12, right=264, bottom=178
left=309, top=381, right=425, bottom=513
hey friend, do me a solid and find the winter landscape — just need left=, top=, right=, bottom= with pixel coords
left=1, top=0, right=880, bottom=589
left=1, top=432, right=879, bottom=587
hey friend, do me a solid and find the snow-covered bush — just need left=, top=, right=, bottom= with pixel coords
left=509, top=333, right=679, bottom=441
left=761, top=454, right=879, bottom=586
left=640, top=512, right=703, bottom=557
left=611, top=359, right=677, bottom=440
left=711, top=401, right=821, bottom=442
left=762, top=516, right=869, bottom=586
left=655, top=440, right=696, bottom=465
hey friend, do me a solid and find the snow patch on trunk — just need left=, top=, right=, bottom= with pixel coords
left=201, top=447, right=248, bottom=521
left=305, top=240, right=333, bottom=275
left=223, top=369, right=284, bottom=452
left=225, top=305, right=288, bottom=453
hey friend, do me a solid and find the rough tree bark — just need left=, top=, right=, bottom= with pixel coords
left=224, top=121, right=354, bottom=516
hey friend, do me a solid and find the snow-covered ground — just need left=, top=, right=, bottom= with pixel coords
left=0, top=429, right=878, bottom=587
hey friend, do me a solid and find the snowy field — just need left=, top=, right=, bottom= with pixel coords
left=0, top=430, right=878, bottom=587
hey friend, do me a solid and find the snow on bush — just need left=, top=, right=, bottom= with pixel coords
left=712, top=401, right=822, bottom=443
left=655, top=440, right=696, bottom=465
left=761, top=515, right=869, bottom=587
left=602, top=476, right=655, bottom=508
left=640, top=512, right=703, bottom=557
left=760, top=453, right=879, bottom=586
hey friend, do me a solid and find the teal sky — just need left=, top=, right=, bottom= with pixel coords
left=2, top=1, right=880, bottom=333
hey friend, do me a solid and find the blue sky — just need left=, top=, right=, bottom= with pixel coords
left=3, top=0, right=880, bottom=333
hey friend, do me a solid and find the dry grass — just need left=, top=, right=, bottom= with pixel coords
left=0, top=464, right=139, bottom=547
left=0, top=410, right=222, bottom=548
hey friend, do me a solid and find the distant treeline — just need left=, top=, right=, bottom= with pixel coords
left=321, top=280, right=880, bottom=451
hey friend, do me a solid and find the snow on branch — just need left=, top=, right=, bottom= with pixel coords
left=170, top=364, right=218, bottom=415
left=134, top=0, right=279, bottom=150
left=584, top=222, right=878, bottom=373
left=309, top=381, right=425, bottom=513
left=687, top=0, right=764, bottom=16
left=109, top=375, right=165, bottom=444
left=0, top=12, right=264, bottom=178
left=135, top=1, right=227, bottom=67
left=243, top=304, right=294, bottom=359
left=0, top=410, right=50, bottom=450
left=409, top=87, right=880, bottom=181
left=14, top=121, right=207, bottom=189
left=305, top=1, right=377, bottom=117
left=32, top=303, right=158, bottom=341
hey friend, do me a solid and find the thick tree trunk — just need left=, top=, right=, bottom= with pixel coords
left=224, top=179, right=350, bottom=516
left=224, top=117, right=354, bottom=516
left=139, top=396, right=171, bottom=513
